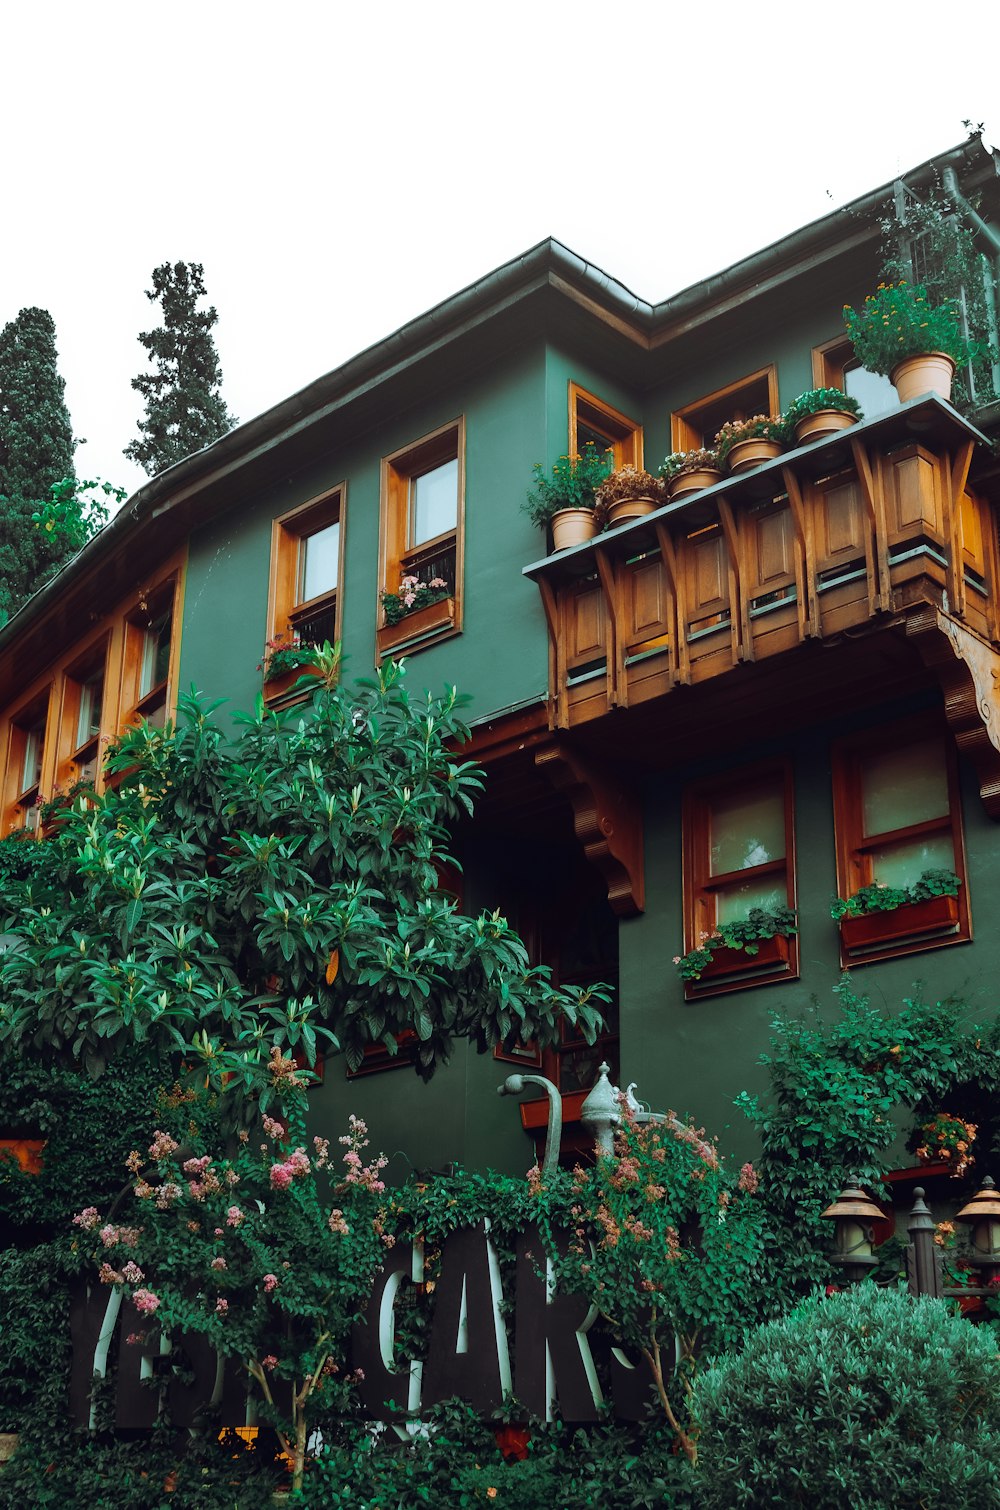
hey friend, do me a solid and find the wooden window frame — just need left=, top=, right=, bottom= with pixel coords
left=121, top=576, right=182, bottom=730
left=377, top=419, right=464, bottom=660
left=682, top=759, right=798, bottom=997
left=812, top=334, right=856, bottom=391
left=831, top=717, right=970, bottom=966
left=54, top=635, right=113, bottom=792
left=671, top=365, right=779, bottom=453
left=1, top=688, right=55, bottom=835
left=265, top=485, right=346, bottom=701
left=568, top=383, right=643, bottom=468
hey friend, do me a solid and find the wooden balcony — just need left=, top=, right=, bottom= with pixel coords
left=524, top=400, right=1000, bottom=765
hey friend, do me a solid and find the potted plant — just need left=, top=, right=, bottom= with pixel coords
left=915, top=1112, right=977, bottom=1178
left=380, top=574, right=451, bottom=627
left=594, top=465, right=664, bottom=528
left=842, top=282, right=978, bottom=404
left=259, top=636, right=321, bottom=684
left=674, top=905, right=797, bottom=985
left=784, top=387, right=863, bottom=447
left=832, top=867, right=961, bottom=954
left=714, top=415, right=788, bottom=475
left=523, top=442, right=612, bottom=552
left=659, top=447, right=723, bottom=502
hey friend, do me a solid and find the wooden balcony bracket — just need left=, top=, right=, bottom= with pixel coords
left=906, top=604, right=1000, bottom=818
left=654, top=522, right=689, bottom=685
left=534, top=739, right=645, bottom=915
left=946, top=439, right=976, bottom=621
left=717, top=495, right=753, bottom=663
left=850, top=437, right=891, bottom=614
left=536, top=576, right=568, bottom=731
left=593, top=544, right=622, bottom=708
left=781, top=466, right=819, bottom=638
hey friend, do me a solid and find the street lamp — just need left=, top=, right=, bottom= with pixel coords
left=956, top=1174, right=1000, bottom=1283
left=821, top=1182, right=886, bottom=1283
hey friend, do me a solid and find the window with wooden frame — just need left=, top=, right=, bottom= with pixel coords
left=56, top=638, right=110, bottom=788
left=671, top=366, right=779, bottom=453
left=812, top=335, right=898, bottom=421
left=568, top=383, right=642, bottom=468
left=121, top=579, right=179, bottom=729
left=378, top=420, right=464, bottom=657
left=2, top=689, right=52, bottom=834
left=832, top=720, right=969, bottom=964
left=682, top=763, right=797, bottom=994
left=267, top=486, right=345, bottom=687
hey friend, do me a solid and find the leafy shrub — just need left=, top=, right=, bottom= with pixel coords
left=694, top=1285, right=1000, bottom=1509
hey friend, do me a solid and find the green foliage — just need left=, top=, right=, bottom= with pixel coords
left=783, top=387, right=862, bottom=424
left=0, top=656, right=607, bottom=1108
left=123, top=261, right=236, bottom=478
left=530, top=1104, right=764, bottom=1463
left=831, top=866, right=960, bottom=920
left=694, top=1285, right=1000, bottom=1509
left=0, top=306, right=76, bottom=623
left=30, top=476, right=120, bottom=553
left=843, top=282, right=977, bottom=376
left=522, top=443, right=612, bottom=528
left=258, top=634, right=322, bottom=682
left=674, top=905, right=797, bottom=982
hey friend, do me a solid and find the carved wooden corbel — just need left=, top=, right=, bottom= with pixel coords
left=534, top=741, right=645, bottom=915
left=905, top=605, right=1000, bottom=818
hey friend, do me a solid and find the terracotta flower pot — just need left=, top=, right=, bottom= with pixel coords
left=725, top=438, right=784, bottom=474
left=605, top=495, right=659, bottom=527
left=793, top=409, right=859, bottom=447
left=890, top=351, right=956, bottom=404
left=550, top=507, right=597, bottom=552
left=667, top=468, right=723, bottom=502
left=839, top=892, right=959, bottom=954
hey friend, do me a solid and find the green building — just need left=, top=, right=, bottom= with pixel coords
left=3, top=132, right=1000, bottom=1186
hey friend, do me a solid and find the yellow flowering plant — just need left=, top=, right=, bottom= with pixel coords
left=843, top=282, right=976, bottom=375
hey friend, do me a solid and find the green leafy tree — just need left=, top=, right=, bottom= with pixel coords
left=124, top=261, right=236, bottom=477
left=0, top=306, right=76, bottom=622
left=0, top=651, right=607, bottom=1102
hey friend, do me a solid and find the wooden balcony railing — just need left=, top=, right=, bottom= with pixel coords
left=524, top=398, right=998, bottom=731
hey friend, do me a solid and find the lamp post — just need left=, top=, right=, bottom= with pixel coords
left=821, top=1182, right=886, bottom=1284
left=956, top=1174, right=1000, bottom=1285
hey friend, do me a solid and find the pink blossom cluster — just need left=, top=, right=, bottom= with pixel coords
left=263, top=1273, right=279, bottom=1293
left=526, top=1165, right=543, bottom=1196
left=215, top=1297, right=229, bottom=1316
left=99, top=1224, right=141, bottom=1249
left=72, top=1207, right=101, bottom=1231
left=270, top=1147, right=311, bottom=1190
left=398, top=573, right=447, bottom=609
left=226, top=1205, right=244, bottom=1228
left=121, top=1261, right=145, bottom=1284
left=328, top=1208, right=349, bottom=1236
left=155, top=1181, right=184, bottom=1210
left=339, top=1116, right=387, bottom=1192
left=737, top=1162, right=759, bottom=1194
left=312, top=1136, right=330, bottom=1168
left=148, top=1130, right=179, bottom=1162
left=211, top=1256, right=227, bottom=1271
left=133, top=1289, right=160, bottom=1315
left=125, top=1150, right=143, bottom=1174
left=262, top=1115, right=285, bottom=1141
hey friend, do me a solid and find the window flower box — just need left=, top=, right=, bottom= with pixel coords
left=377, top=595, right=455, bottom=656
left=263, top=664, right=321, bottom=704
left=690, top=933, right=790, bottom=984
left=839, top=893, right=959, bottom=955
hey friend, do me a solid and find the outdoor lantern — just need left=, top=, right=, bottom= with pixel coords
left=956, top=1175, right=1000, bottom=1279
left=821, top=1183, right=886, bottom=1281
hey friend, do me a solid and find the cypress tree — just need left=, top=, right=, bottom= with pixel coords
left=0, top=307, right=77, bottom=624
left=124, top=261, right=236, bottom=477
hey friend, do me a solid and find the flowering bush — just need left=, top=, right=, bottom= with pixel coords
left=673, top=905, right=797, bottom=982
left=530, top=1099, right=764, bottom=1466
left=831, top=867, right=960, bottom=921
left=783, top=387, right=862, bottom=425
left=73, top=1101, right=393, bottom=1494
left=714, top=414, right=788, bottom=466
left=594, top=464, right=664, bottom=519
left=380, top=574, right=450, bottom=626
left=257, top=634, right=324, bottom=682
left=522, top=443, right=613, bottom=528
left=916, top=1111, right=977, bottom=1177
left=843, top=281, right=976, bottom=375
left=658, top=447, right=721, bottom=483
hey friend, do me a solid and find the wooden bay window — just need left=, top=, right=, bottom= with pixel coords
left=832, top=720, right=970, bottom=964
left=682, top=762, right=797, bottom=995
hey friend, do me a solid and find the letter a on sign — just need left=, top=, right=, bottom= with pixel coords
left=422, top=1220, right=512, bottom=1411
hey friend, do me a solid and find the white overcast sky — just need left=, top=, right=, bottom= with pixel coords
left=3, top=2, right=998, bottom=499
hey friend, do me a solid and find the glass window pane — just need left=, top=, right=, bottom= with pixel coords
left=21, top=728, right=43, bottom=792
left=861, top=739, right=948, bottom=837
left=140, top=612, right=172, bottom=697
left=844, top=364, right=898, bottom=418
left=717, top=878, right=786, bottom=924
left=870, top=832, right=955, bottom=888
left=710, top=785, right=785, bottom=875
left=76, top=674, right=104, bottom=748
left=412, top=458, right=458, bottom=545
left=300, top=521, right=340, bottom=604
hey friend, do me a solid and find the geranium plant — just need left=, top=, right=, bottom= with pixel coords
left=783, top=388, right=862, bottom=425
left=674, top=905, right=797, bottom=982
left=830, top=867, right=960, bottom=921
left=658, top=447, right=721, bottom=482
left=380, top=574, right=450, bottom=626
left=916, top=1111, right=977, bottom=1177
left=594, top=464, right=664, bottom=515
left=530, top=1098, right=763, bottom=1466
left=713, top=415, right=788, bottom=467
left=842, top=282, right=975, bottom=374
left=522, top=442, right=613, bottom=529
left=73, top=1089, right=394, bottom=1495
left=258, top=635, right=322, bottom=683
